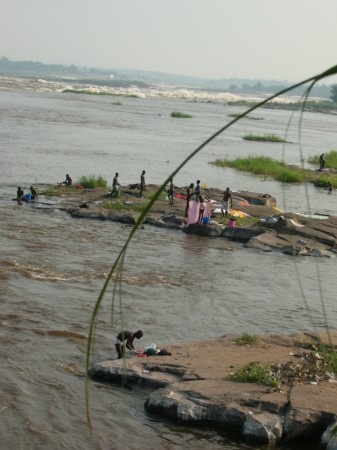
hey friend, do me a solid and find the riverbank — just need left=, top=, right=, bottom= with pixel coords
left=40, top=183, right=337, bottom=257
left=90, top=331, right=337, bottom=448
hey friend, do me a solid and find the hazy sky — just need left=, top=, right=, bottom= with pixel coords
left=1, top=0, right=337, bottom=83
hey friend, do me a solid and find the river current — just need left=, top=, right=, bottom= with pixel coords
left=0, top=81, right=336, bottom=449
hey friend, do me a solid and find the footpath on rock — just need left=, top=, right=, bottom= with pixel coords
left=43, top=183, right=337, bottom=258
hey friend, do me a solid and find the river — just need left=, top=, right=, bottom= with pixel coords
left=0, top=80, right=336, bottom=449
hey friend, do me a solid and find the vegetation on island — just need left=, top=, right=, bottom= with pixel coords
left=77, top=175, right=108, bottom=189
left=211, top=156, right=337, bottom=187
left=42, top=175, right=108, bottom=197
left=243, top=133, right=289, bottom=143
left=228, top=113, right=264, bottom=120
left=228, top=99, right=337, bottom=114
left=230, top=342, right=337, bottom=389
left=308, top=150, right=337, bottom=169
left=170, top=111, right=193, bottom=118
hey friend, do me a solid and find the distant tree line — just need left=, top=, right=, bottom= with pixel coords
left=0, top=56, right=112, bottom=78
left=330, top=84, right=337, bottom=102
left=226, top=80, right=331, bottom=100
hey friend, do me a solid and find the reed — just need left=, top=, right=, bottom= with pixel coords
left=77, top=175, right=107, bottom=189
left=235, top=333, right=258, bottom=346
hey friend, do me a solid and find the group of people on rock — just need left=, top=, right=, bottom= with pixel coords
left=184, top=180, right=233, bottom=222
left=108, top=170, right=147, bottom=198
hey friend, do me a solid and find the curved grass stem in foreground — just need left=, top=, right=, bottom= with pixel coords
left=85, top=64, right=337, bottom=429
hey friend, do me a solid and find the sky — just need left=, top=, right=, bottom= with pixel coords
left=1, top=0, right=337, bottom=83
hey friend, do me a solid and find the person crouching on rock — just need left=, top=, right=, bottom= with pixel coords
left=114, top=330, right=143, bottom=359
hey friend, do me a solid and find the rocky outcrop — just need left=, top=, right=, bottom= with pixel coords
left=50, top=187, right=337, bottom=257
left=90, top=332, right=337, bottom=447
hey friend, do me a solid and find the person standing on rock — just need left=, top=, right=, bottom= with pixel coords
left=194, top=179, right=201, bottom=200
left=167, top=178, right=174, bottom=204
left=221, top=187, right=232, bottom=217
left=319, top=153, right=325, bottom=171
left=198, top=194, right=206, bottom=223
left=140, top=170, right=146, bottom=198
left=111, top=172, right=121, bottom=197
left=114, top=330, right=143, bottom=359
left=185, top=183, right=194, bottom=217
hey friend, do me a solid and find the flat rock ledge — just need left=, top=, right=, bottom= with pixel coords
left=48, top=188, right=337, bottom=257
left=90, top=332, right=337, bottom=448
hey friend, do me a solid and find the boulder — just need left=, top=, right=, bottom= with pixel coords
left=68, top=208, right=107, bottom=220
left=284, top=384, right=337, bottom=440
left=222, top=226, right=265, bottom=242
left=242, top=412, right=283, bottom=445
left=183, top=223, right=223, bottom=237
left=106, top=212, right=137, bottom=224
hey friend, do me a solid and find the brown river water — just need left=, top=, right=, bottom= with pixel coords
left=1, top=84, right=336, bottom=449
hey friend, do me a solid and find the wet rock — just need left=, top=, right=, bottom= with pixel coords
left=321, top=421, right=337, bottom=450
left=146, top=214, right=185, bottom=229
left=222, top=226, right=265, bottom=242
left=242, top=412, right=283, bottom=445
left=284, top=384, right=337, bottom=440
left=106, top=212, right=137, bottom=224
left=182, top=223, right=223, bottom=237
left=90, top=359, right=179, bottom=389
left=69, top=208, right=107, bottom=220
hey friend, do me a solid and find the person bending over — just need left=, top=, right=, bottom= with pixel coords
left=114, top=330, right=143, bottom=359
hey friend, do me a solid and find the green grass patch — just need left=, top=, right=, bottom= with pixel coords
left=77, top=175, right=108, bottom=189
left=235, top=333, right=258, bottom=346
left=230, top=362, right=281, bottom=388
left=317, top=344, right=337, bottom=373
left=170, top=111, right=193, bottom=118
left=243, top=134, right=288, bottom=143
left=42, top=185, right=81, bottom=197
left=219, top=216, right=258, bottom=227
left=212, top=156, right=306, bottom=183
left=102, top=200, right=145, bottom=212
left=310, top=174, right=337, bottom=188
